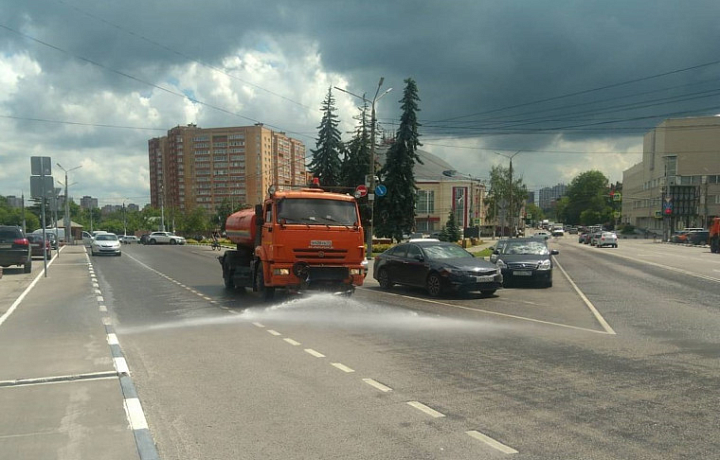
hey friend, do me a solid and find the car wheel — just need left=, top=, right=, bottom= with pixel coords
left=170, top=239, right=177, bottom=245
left=23, top=260, right=32, bottom=273
left=426, top=273, right=443, bottom=297
left=480, top=289, right=496, bottom=297
left=149, top=239, right=157, bottom=245
left=545, top=279, right=553, bottom=288
left=255, top=263, right=275, bottom=301
left=377, top=268, right=394, bottom=289
left=116, top=253, right=122, bottom=257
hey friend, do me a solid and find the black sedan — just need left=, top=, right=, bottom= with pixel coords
left=373, top=241, right=503, bottom=297
left=492, top=237, right=558, bottom=288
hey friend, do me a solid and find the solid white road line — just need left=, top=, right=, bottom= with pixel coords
left=331, top=363, right=355, bottom=373
left=466, top=430, right=518, bottom=454
left=362, top=378, right=392, bottom=392
left=553, top=258, right=616, bottom=335
left=304, top=348, right=326, bottom=358
left=407, top=401, right=445, bottom=418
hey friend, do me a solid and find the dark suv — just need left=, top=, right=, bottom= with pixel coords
left=0, top=225, right=32, bottom=273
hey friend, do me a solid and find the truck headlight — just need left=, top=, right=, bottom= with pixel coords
left=273, top=268, right=290, bottom=276
left=350, top=268, right=362, bottom=275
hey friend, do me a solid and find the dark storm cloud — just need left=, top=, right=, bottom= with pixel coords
left=2, top=0, right=720, bottom=201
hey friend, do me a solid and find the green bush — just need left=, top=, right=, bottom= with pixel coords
left=370, top=243, right=394, bottom=255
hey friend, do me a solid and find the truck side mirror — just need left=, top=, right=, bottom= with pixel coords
left=255, top=204, right=264, bottom=225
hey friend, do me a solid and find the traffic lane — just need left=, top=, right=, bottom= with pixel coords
left=113, top=303, right=514, bottom=459
left=546, top=241, right=720, bottom=364
left=561, top=237, right=720, bottom=281
left=361, top=258, right=610, bottom=334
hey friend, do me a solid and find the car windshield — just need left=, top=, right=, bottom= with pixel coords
left=96, top=234, right=118, bottom=241
left=277, top=198, right=358, bottom=226
left=422, top=244, right=473, bottom=260
left=500, top=241, right=549, bottom=255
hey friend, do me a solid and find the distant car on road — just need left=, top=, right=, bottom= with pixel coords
left=492, top=237, right=558, bottom=288
left=531, top=231, right=551, bottom=241
left=0, top=225, right=32, bottom=273
left=90, top=233, right=122, bottom=256
left=147, top=231, right=186, bottom=245
left=120, top=235, right=139, bottom=244
left=593, top=232, right=618, bottom=248
left=373, top=241, right=503, bottom=297
left=26, top=233, right=51, bottom=258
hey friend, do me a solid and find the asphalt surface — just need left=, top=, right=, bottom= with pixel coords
left=1, top=237, right=719, bottom=459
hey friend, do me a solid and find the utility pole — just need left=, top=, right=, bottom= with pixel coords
left=56, top=163, right=82, bottom=244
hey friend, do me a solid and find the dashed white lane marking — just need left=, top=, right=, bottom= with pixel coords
left=252, top=322, right=265, bottom=328
left=267, top=330, right=282, bottom=336
left=407, top=401, right=445, bottom=418
left=283, top=338, right=301, bottom=346
left=362, top=378, right=392, bottom=392
left=107, top=333, right=119, bottom=345
left=96, top=296, right=104, bottom=302
left=94, top=289, right=102, bottom=295
left=113, top=357, right=129, bottom=374
left=553, top=259, right=616, bottom=335
left=123, top=398, right=149, bottom=430
left=331, top=363, right=355, bottom=373
left=466, top=430, right=518, bottom=454
left=304, top=348, right=325, bottom=358
left=92, top=282, right=99, bottom=288
left=102, top=317, right=112, bottom=326
left=99, top=305, right=107, bottom=313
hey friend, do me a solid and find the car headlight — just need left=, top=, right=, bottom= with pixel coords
left=496, top=267, right=502, bottom=275
left=496, top=259, right=507, bottom=269
left=537, top=259, right=552, bottom=270
left=273, top=268, right=290, bottom=276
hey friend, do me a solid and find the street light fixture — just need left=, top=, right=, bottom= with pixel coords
left=335, top=78, right=392, bottom=259
left=56, top=163, right=82, bottom=244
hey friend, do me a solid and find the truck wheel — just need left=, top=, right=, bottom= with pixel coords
left=223, top=269, right=235, bottom=289
left=255, top=263, right=275, bottom=301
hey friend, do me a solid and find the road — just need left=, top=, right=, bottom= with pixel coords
left=0, top=237, right=719, bottom=459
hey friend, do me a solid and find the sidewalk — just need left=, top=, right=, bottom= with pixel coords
left=0, top=246, right=140, bottom=460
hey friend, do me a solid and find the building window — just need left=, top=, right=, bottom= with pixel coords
left=665, top=155, right=677, bottom=177
left=417, top=190, right=434, bottom=214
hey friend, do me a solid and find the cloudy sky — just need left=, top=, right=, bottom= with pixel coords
left=2, top=0, right=720, bottom=207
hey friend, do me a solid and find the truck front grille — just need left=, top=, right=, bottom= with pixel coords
left=293, top=248, right=348, bottom=261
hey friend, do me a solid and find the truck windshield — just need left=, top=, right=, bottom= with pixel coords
left=277, top=198, right=358, bottom=226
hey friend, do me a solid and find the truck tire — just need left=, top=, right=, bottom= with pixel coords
left=223, top=268, right=235, bottom=289
left=255, top=263, right=275, bottom=301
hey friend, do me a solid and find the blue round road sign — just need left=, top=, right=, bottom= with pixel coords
left=375, top=184, right=387, bottom=197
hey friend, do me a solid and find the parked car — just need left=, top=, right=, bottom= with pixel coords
left=147, top=231, right=186, bottom=245
left=489, top=239, right=510, bottom=264
left=82, top=231, right=93, bottom=246
left=578, top=232, right=591, bottom=244
left=687, top=230, right=709, bottom=246
left=492, top=237, right=558, bottom=288
left=90, top=233, right=122, bottom=256
left=120, top=235, right=139, bottom=244
left=0, top=225, right=32, bottom=273
left=26, top=233, right=52, bottom=258
left=568, top=227, right=579, bottom=235
left=373, top=241, right=503, bottom=297
left=594, top=232, right=618, bottom=248
left=589, top=231, right=604, bottom=246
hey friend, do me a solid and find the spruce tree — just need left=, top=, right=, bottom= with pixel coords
left=308, top=87, right=343, bottom=187
left=375, top=78, right=423, bottom=242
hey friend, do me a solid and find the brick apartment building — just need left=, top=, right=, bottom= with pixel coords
left=149, top=123, right=306, bottom=212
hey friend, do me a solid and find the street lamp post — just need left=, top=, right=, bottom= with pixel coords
left=335, top=78, right=392, bottom=259
left=493, top=151, right=522, bottom=237
left=56, top=163, right=82, bottom=244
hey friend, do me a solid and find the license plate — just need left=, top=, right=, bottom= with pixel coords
left=475, top=275, right=494, bottom=282
left=513, top=270, right=532, bottom=276
left=0, top=243, right=11, bottom=249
